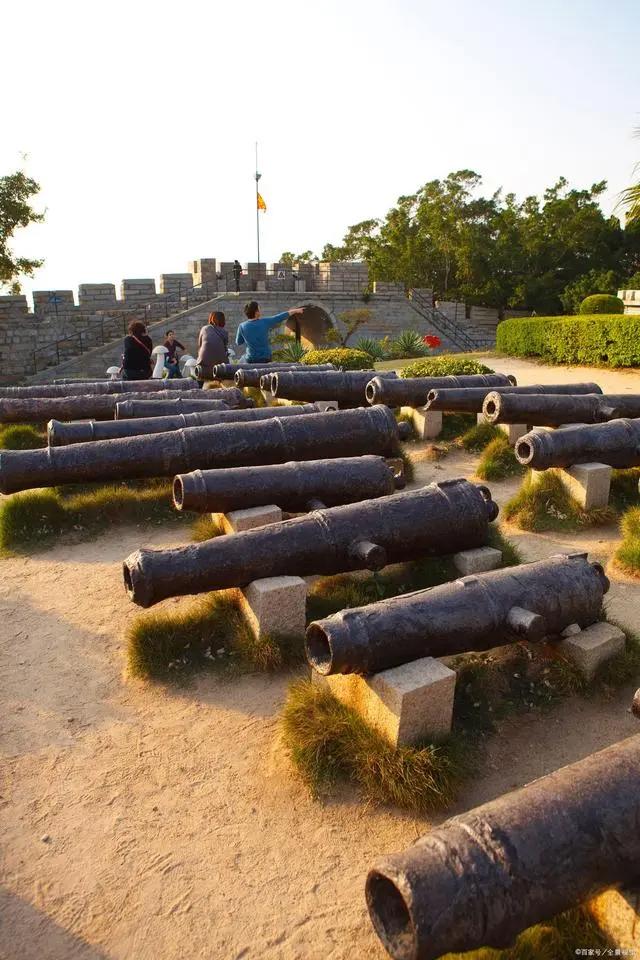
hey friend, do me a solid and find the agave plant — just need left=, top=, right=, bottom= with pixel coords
left=273, top=340, right=308, bottom=362
left=355, top=336, right=386, bottom=361
left=390, top=329, right=429, bottom=359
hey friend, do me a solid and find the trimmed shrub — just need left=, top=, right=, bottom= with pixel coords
left=400, top=356, right=494, bottom=379
left=302, top=348, right=373, bottom=370
left=579, top=294, right=624, bottom=315
left=496, top=313, right=640, bottom=367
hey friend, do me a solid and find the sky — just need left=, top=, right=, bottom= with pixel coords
left=3, top=0, right=640, bottom=303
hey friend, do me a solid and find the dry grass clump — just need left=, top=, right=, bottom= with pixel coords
left=190, top=514, right=225, bottom=542
left=438, top=412, right=477, bottom=441
left=503, top=470, right=615, bottom=532
left=476, top=435, right=524, bottom=481
left=609, top=467, right=640, bottom=513
left=0, top=423, right=47, bottom=449
left=459, top=420, right=501, bottom=452
left=614, top=508, right=640, bottom=577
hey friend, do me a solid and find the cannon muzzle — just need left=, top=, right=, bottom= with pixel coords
left=364, top=373, right=515, bottom=407
left=483, top=391, right=640, bottom=427
left=209, top=361, right=302, bottom=381
left=515, top=418, right=640, bottom=469
left=123, top=478, right=498, bottom=608
left=425, top=381, right=602, bottom=412
left=235, top=363, right=335, bottom=388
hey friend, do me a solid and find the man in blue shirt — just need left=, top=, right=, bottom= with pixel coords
left=235, top=301, right=304, bottom=363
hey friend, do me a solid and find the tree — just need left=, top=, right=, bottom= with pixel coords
left=0, top=170, right=44, bottom=293
left=279, top=250, right=317, bottom=266
left=560, top=269, right=619, bottom=314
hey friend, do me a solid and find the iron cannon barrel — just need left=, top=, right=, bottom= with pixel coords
left=0, top=406, right=400, bottom=495
left=271, top=370, right=398, bottom=406
left=305, top=553, right=608, bottom=676
left=425, top=381, right=602, bottom=412
left=47, top=403, right=320, bottom=447
left=482, top=391, right=640, bottom=426
left=173, top=455, right=400, bottom=514
left=0, top=378, right=198, bottom=399
left=123, top=478, right=498, bottom=608
left=515, top=418, right=640, bottom=469
left=366, top=732, right=640, bottom=960
left=0, top=390, right=214, bottom=425
left=114, top=388, right=248, bottom=418
left=235, top=363, right=335, bottom=387
left=209, top=361, right=303, bottom=381
left=365, top=373, right=515, bottom=408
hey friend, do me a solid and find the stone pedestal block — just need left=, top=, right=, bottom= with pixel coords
left=316, top=400, right=339, bottom=413
left=559, top=621, right=625, bottom=680
left=561, top=462, right=612, bottom=510
left=401, top=406, right=442, bottom=440
left=476, top=412, right=487, bottom=425
left=498, top=422, right=528, bottom=445
left=241, top=576, right=307, bottom=639
left=586, top=885, right=640, bottom=949
left=453, top=546, right=502, bottom=575
left=217, top=504, right=283, bottom=533
left=313, top=656, right=456, bottom=747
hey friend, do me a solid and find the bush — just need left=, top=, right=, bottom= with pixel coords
left=496, top=314, right=640, bottom=367
left=273, top=340, right=308, bottom=362
left=302, top=348, right=373, bottom=370
left=579, top=294, right=624, bottom=315
left=355, top=336, right=385, bottom=361
left=400, top=356, right=494, bottom=379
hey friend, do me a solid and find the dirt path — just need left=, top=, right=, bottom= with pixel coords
left=2, top=356, right=640, bottom=960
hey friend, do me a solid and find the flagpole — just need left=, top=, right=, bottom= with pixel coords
left=255, top=142, right=261, bottom=265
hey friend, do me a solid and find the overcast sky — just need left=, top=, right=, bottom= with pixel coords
left=3, top=0, right=639, bottom=300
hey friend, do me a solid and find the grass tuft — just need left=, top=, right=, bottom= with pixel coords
left=476, top=435, right=524, bottom=481
left=243, top=386, right=267, bottom=408
left=503, top=470, right=615, bottom=532
left=190, top=514, right=225, bottom=542
left=0, top=423, right=47, bottom=449
left=459, top=420, right=501, bottom=452
left=439, top=412, right=477, bottom=441
left=609, top=467, right=640, bottom=513
left=281, top=679, right=471, bottom=813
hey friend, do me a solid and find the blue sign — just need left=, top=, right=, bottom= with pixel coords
left=48, top=294, right=63, bottom=305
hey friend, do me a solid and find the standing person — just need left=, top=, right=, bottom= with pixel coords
left=197, top=311, right=229, bottom=372
left=122, top=319, right=153, bottom=380
left=236, top=301, right=304, bottom=363
left=232, top=260, right=242, bottom=293
left=163, top=329, right=186, bottom=378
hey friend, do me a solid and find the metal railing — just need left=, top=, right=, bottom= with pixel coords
left=409, top=289, right=495, bottom=351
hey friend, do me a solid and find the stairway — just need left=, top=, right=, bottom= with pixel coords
left=408, top=289, right=496, bottom=351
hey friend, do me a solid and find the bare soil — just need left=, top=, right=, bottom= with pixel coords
left=2, top=356, right=640, bottom=960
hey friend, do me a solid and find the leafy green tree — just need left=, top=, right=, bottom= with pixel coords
left=0, top=170, right=44, bottom=293
left=560, top=269, right=619, bottom=314
left=279, top=250, right=317, bottom=265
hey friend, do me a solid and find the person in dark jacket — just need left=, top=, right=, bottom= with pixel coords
left=122, top=320, right=153, bottom=380
left=232, top=260, right=242, bottom=293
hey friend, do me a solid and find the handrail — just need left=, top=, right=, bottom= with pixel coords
left=409, top=290, right=495, bottom=351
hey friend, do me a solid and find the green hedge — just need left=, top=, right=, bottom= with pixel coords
left=579, top=294, right=623, bottom=315
left=496, top=314, right=640, bottom=367
left=302, top=348, right=373, bottom=370
left=400, top=357, right=494, bottom=379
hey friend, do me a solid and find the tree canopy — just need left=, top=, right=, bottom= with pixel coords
left=0, top=170, right=44, bottom=294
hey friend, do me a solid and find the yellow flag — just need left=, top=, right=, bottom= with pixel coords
left=257, top=192, right=267, bottom=212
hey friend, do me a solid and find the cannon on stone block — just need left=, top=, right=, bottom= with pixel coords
left=305, top=552, right=608, bottom=676
left=114, top=387, right=250, bottom=418
left=0, top=406, right=401, bottom=495
left=123, top=478, right=498, bottom=608
left=482, top=391, right=640, bottom=427
left=515, top=417, right=640, bottom=469
left=0, top=390, right=226, bottom=425
left=424, top=381, right=603, bottom=412
left=48, top=403, right=321, bottom=446
left=235, top=363, right=335, bottom=388
left=365, top=730, right=639, bottom=960
left=270, top=369, right=399, bottom=407
left=365, top=373, right=515, bottom=408
left=208, top=361, right=304, bottom=381
left=0, top=377, right=198, bottom=400
left=174, top=455, right=403, bottom=514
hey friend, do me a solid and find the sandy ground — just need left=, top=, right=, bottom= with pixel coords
left=2, top=356, right=640, bottom=960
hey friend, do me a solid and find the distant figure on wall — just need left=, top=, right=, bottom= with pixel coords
left=197, top=311, right=229, bottom=372
left=122, top=319, right=153, bottom=380
left=163, top=329, right=185, bottom=378
left=236, top=301, right=304, bottom=363
left=233, top=260, right=242, bottom=293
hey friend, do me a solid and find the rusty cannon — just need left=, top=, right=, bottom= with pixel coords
left=0, top=405, right=400, bottom=495
left=365, top=373, right=515, bottom=408
left=235, top=363, right=335, bottom=388
left=174, top=455, right=403, bottom=514
left=366, top=732, right=640, bottom=960
left=47, top=402, right=321, bottom=446
left=114, top=387, right=250, bottom=418
left=515, top=418, right=640, bottom=469
left=424, top=381, right=602, bottom=412
left=305, top=553, right=608, bottom=676
left=123, top=478, right=498, bottom=608
left=0, top=390, right=226, bottom=425
left=202, top=360, right=302, bottom=381
left=270, top=369, right=399, bottom=407
left=0, top=377, right=198, bottom=400
left=482, top=391, right=640, bottom=427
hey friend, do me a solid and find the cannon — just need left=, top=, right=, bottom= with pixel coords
left=366, top=732, right=640, bottom=960
left=271, top=370, right=399, bottom=407
left=123, top=479, right=498, bottom=607
left=0, top=406, right=401, bottom=495
left=515, top=418, right=640, bottom=469
left=482, top=391, right=640, bottom=427
left=206, top=360, right=303, bottom=382
left=47, top=403, right=321, bottom=446
left=114, top=387, right=250, bottom=419
left=305, top=552, right=608, bottom=676
left=424, top=381, right=602, bottom=412
left=365, top=373, right=515, bottom=408
left=174, top=455, right=403, bottom=514
left=0, top=377, right=198, bottom=400
left=0, top=390, right=223, bottom=425
left=234, top=363, right=335, bottom=388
